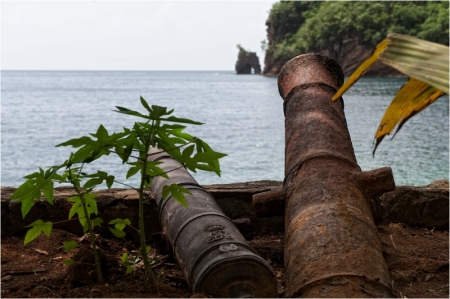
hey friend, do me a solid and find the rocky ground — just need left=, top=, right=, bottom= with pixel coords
left=1, top=180, right=448, bottom=298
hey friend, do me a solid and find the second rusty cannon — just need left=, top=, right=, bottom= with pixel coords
left=276, top=53, right=396, bottom=297
left=148, top=147, right=278, bottom=298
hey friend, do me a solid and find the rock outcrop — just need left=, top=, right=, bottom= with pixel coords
left=370, top=179, right=450, bottom=229
left=263, top=33, right=403, bottom=77
left=235, top=45, right=261, bottom=74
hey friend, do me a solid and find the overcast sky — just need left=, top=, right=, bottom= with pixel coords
left=2, top=1, right=278, bottom=71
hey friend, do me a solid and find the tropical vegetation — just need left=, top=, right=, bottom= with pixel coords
left=265, top=1, right=449, bottom=60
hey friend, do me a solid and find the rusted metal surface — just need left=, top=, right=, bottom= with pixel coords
left=278, top=53, right=395, bottom=298
left=148, top=148, right=278, bottom=298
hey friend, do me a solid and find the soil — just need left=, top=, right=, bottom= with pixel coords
left=1, top=224, right=448, bottom=298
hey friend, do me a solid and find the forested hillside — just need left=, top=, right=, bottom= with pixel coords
left=263, top=1, right=449, bottom=76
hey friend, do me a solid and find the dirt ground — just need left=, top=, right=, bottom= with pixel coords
left=1, top=223, right=448, bottom=298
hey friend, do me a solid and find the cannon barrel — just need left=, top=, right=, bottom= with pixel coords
left=148, top=148, right=278, bottom=298
left=278, top=53, right=395, bottom=297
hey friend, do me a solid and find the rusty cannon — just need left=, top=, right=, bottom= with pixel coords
left=148, top=147, right=278, bottom=298
left=277, top=53, right=396, bottom=298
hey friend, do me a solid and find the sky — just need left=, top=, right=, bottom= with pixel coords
left=1, top=1, right=278, bottom=71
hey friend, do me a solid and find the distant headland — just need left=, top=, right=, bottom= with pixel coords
left=238, top=1, right=449, bottom=77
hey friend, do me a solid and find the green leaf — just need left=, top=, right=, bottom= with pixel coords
left=91, top=217, right=103, bottom=228
left=70, top=146, right=102, bottom=164
left=11, top=181, right=35, bottom=200
left=150, top=105, right=173, bottom=119
left=57, top=136, right=94, bottom=148
left=62, top=240, right=79, bottom=252
left=113, top=106, right=150, bottom=120
left=63, top=259, right=74, bottom=266
left=21, top=190, right=40, bottom=219
left=68, top=196, right=82, bottom=219
left=84, top=193, right=99, bottom=215
left=43, top=182, right=54, bottom=205
left=140, top=96, right=152, bottom=113
left=146, top=245, right=152, bottom=254
left=95, top=124, right=109, bottom=143
left=83, top=171, right=115, bottom=189
left=78, top=209, right=87, bottom=228
left=109, top=227, right=126, bottom=238
left=24, top=220, right=53, bottom=245
left=115, top=132, right=138, bottom=164
left=126, top=164, right=141, bottom=179
left=161, top=184, right=192, bottom=208
left=109, top=218, right=131, bottom=231
left=62, top=129, right=123, bottom=165
left=68, top=195, right=89, bottom=228
left=12, top=167, right=62, bottom=218
left=181, top=144, right=195, bottom=160
left=126, top=266, right=133, bottom=274
left=160, top=116, right=203, bottom=125
left=105, top=175, right=114, bottom=189
left=191, top=151, right=227, bottom=163
left=83, top=177, right=103, bottom=190
left=146, top=161, right=168, bottom=179
left=121, top=252, right=128, bottom=264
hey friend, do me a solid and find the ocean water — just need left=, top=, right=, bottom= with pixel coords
left=1, top=71, right=448, bottom=188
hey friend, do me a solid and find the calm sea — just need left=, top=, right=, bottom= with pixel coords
left=1, top=71, right=448, bottom=188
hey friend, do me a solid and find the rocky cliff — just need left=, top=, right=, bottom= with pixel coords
left=263, top=34, right=403, bottom=77
left=262, top=1, right=449, bottom=77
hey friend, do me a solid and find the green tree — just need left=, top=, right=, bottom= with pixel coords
left=267, top=1, right=449, bottom=60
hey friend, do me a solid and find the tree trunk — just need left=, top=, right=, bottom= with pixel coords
left=278, top=53, right=395, bottom=298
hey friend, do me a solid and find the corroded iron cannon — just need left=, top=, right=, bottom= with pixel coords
left=278, top=53, right=396, bottom=297
left=148, top=148, right=278, bottom=298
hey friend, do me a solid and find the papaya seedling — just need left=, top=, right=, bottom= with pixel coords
left=11, top=96, right=226, bottom=287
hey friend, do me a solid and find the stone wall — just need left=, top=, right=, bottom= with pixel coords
left=1, top=179, right=448, bottom=240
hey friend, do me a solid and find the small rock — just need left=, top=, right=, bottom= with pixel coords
left=427, top=179, right=449, bottom=189
left=276, top=271, right=282, bottom=278
left=90, top=284, right=106, bottom=297
left=33, top=248, right=49, bottom=255
left=424, top=274, right=433, bottom=282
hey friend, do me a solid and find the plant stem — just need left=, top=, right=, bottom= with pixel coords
left=138, top=157, right=156, bottom=286
left=77, top=190, right=104, bottom=284
left=69, top=166, right=104, bottom=284
left=137, top=119, right=156, bottom=286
